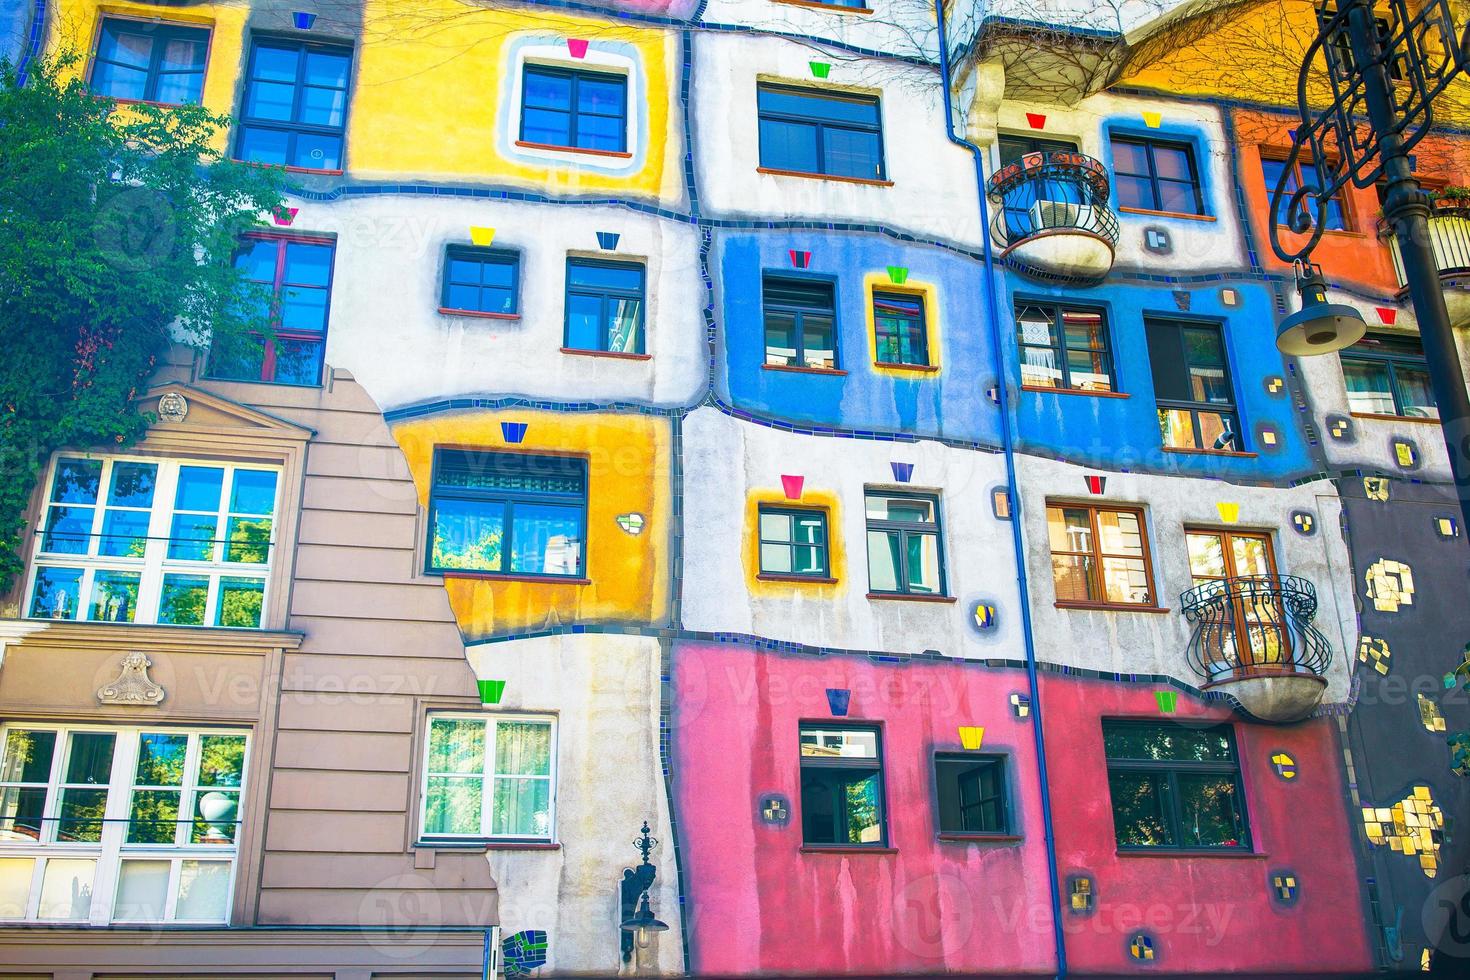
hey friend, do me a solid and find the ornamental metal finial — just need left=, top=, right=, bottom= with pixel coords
left=633, top=820, right=657, bottom=865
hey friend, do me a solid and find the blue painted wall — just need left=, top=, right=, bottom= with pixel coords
left=715, top=231, right=1004, bottom=446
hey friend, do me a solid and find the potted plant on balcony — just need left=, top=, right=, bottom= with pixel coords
left=1431, top=184, right=1470, bottom=214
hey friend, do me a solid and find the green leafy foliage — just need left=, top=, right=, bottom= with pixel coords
left=0, top=56, right=286, bottom=594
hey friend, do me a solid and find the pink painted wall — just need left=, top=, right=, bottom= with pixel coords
left=671, top=641, right=1059, bottom=976
left=1040, top=674, right=1373, bottom=975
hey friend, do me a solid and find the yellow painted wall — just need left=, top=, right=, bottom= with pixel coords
left=353, top=0, right=682, bottom=200
left=392, top=410, right=672, bottom=638
left=741, top=488, right=846, bottom=599
left=48, top=1, right=249, bottom=153
left=861, top=272, right=942, bottom=378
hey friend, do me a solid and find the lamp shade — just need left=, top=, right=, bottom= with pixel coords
left=1276, top=270, right=1366, bottom=355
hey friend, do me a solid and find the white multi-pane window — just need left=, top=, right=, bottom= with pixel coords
left=26, top=455, right=280, bottom=628
left=0, top=725, right=248, bottom=924
left=420, top=715, right=555, bottom=841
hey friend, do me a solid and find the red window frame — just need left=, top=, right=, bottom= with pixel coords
left=214, top=232, right=336, bottom=385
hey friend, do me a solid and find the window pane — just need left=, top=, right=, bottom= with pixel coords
left=905, top=531, right=942, bottom=593
left=865, top=494, right=935, bottom=524
left=1151, top=145, right=1193, bottom=180
left=760, top=543, right=792, bottom=573
left=1103, top=723, right=1234, bottom=762
left=764, top=310, right=798, bottom=366
left=41, top=505, right=93, bottom=554
left=114, top=860, right=170, bottom=922
left=428, top=718, right=485, bottom=774
left=93, top=61, right=148, bottom=100
left=491, top=777, right=551, bottom=837
left=224, top=517, right=271, bottom=564
left=198, top=736, right=246, bottom=787
left=508, top=503, right=583, bottom=576
left=168, top=513, right=217, bottom=561
left=823, top=127, right=882, bottom=179
left=271, top=338, right=325, bottom=386
left=100, top=28, right=152, bottom=68
left=193, top=789, right=240, bottom=843
left=522, top=70, right=571, bottom=110
left=801, top=314, right=836, bottom=369
left=175, top=466, right=224, bottom=512
left=568, top=261, right=642, bottom=291
left=1100, top=556, right=1152, bottom=605
left=87, top=570, right=140, bottom=623
left=236, top=126, right=291, bottom=166
left=230, top=470, right=278, bottom=516
left=1108, top=771, right=1173, bottom=847
left=29, top=567, right=83, bottom=620
left=1065, top=348, right=1113, bottom=391
left=425, top=776, right=481, bottom=835
left=1110, top=140, right=1149, bottom=175
left=431, top=498, right=504, bottom=571
left=1342, top=359, right=1395, bottom=415
left=157, top=574, right=209, bottom=626
left=300, top=84, right=346, bottom=127
left=155, top=68, right=205, bottom=106
left=1095, top=510, right=1144, bottom=557
left=1176, top=773, right=1244, bottom=847
left=99, top=510, right=149, bottom=558
left=291, top=132, right=342, bottom=171
left=51, top=458, right=101, bottom=504
left=606, top=297, right=642, bottom=353
left=759, top=118, right=819, bottom=173
left=800, top=726, right=878, bottom=759
left=0, top=858, right=33, bottom=917
left=216, top=578, right=264, bottom=628
left=0, top=787, right=46, bottom=841
left=1158, top=408, right=1199, bottom=449
left=136, top=733, right=188, bottom=785
left=37, top=858, right=95, bottom=920
left=244, top=79, right=295, bottom=121
left=799, top=770, right=883, bottom=845
left=65, top=733, right=114, bottom=785
left=1051, top=554, right=1094, bottom=602
left=1394, top=363, right=1438, bottom=418
left=56, top=788, right=108, bottom=842
left=174, top=860, right=231, bottom=921
left=2, top=730, right=57, bottom=783
left=1046, top=506, right=1090, bottom=553
left=251, top=45, right=299, bottom=83
left=496, top=722, right=552, bottom=776
left=1158, top=180, right=1200, bottom=214
left=1187, top=532, right=1228, bottom=578
left=128, top=789, right=181, bottom=843
left=160, top=35, right=207, bottom=72
left=576, top=113, right=625, bottom=151
left=866, top=529, right=899, bottom=592
left=1115, top=174, right=1155, bottom=210
left=759, top=511, right=792, bottom=543
left=565, top=292, right=605, bottom=351
left=522, top=106, right=572, bottom=145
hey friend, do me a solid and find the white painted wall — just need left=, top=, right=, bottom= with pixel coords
left=282, top=194, right=707, bottom=412
left=680, top=407, right=1026, bottom=658
left=699, top=0, right=940, bottom=59
left=465, top=633, right=683, bottom=978
left=1013, top=455, right=1357, bottom=702
left=689, top=32, right=985, bottom=249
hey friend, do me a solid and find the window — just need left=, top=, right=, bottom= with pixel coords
left=90, top=19, right=209, bottom=105
left=757, top=84, right=885, bottom=181
left=26, top=456, right=279, bottom=628
left=235, top=39, right=351, bottom=170
left=757, top=506, right=830, bottom=579
left=1145, top=318, right=1239, bottom=451
left=1260, top=156, right=1349, bottom=231
left=1186, top=529, right=1289, bottom=669
left=208, top=235, right=335, bottom=386
left=0, top=725, right=247, bottom=924
left=1103, top=721, right=1250, bottom=851
left=427, top=450, right=587, bottom=578
left=1341, top=333, right=1438, bottom=419
left=564, top=259, right=645, bottom=354
left=1015, top=302, right=1114, bottom=392
left=864, top=491, right=945, bottom=596
left=442, top=247, right=519, bottom=317
left=872, top=291, right=929, bottom=367
left=519, top=65, right=628, bottom=153
left=998, top=134, right=1080, bottom=168
left=1111, top=136, right=1204, bottom=215
left=1046, top=503, right=1155, bottom=608
left=935, top=754, right=1011, bottom=836
left=997, top=135, right=1083, bottom=241
left=799, top=725, right=885, bottom=846
left=420, top=715, right=555, bottom=841
left=763, top=276, right=837, bottom=370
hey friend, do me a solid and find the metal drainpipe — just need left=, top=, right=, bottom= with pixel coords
left=932, top=5, right=1068, bottom=976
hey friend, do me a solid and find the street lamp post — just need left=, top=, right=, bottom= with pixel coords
left=1270, top=0, right=1470, bottom=527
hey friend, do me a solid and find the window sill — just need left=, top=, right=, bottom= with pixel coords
left=800, top=845, right=897, bottom=854
left=438, top=307, right=521, bottom=321
left=415, top=839, right=560, bottom=851
left=0, top=620, right=304, bottom=653
left=560, top=347, right=652, bottom=361
left=97, top=96, right=191, bottom=110
left=867, top=592, right=957, bottom=604
left=1160, top=447, right=1259, bottom=459
left=762, top=363, right=848, bottom=376
left=1116, top=848, right=1262, bottom=859
left=875, top=361, right=940, bottom=374
left=757, top=166, right=894, bottom=187
left=1054, top=601, right=1171, bottom=614
left=1021, top=385, right=1130, bottom=399
left=1350, top=411, right=1440, bottom=425
left=938, top=833, right=1023, bottom=843
left=437, top=570, right=591, bottom=585
left=771, top=0, right=875, bottom=13
left=1118, top=206, right=1215, bottom=222
left=233, top=160, right=345, bottom=177
left=757, top=573, right=838, bottom=584
left=515, top=140, right=633, bottom=160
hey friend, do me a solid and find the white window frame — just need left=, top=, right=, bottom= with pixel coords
left=24, top=453, right=282, bottom=628
left=418, top=713, right=557, bottom=843
left=0, top=723, right=249, bottom=926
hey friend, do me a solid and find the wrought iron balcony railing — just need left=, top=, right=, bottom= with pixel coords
left=1180, top=575, right=1333, bottom=683
left=1382, top=202, right=1470, bottom=289
left=986, top=150, right=1119, bottom=284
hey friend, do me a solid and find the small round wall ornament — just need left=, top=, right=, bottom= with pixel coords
left=158, top=391, right=189, bottom=423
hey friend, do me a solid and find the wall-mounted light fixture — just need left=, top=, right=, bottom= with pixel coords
left=619, top=821, right=669, bottom=963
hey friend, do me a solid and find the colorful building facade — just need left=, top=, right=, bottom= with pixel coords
left=0, top=0, right=1466, bottom=977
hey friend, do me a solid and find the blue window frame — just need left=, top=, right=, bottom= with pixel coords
left=757, top=84, right=885, bottom=181
left=1260, top=156, right=1349, bottom=232
left=763, top=275, right=838, bottom=369
left=442, top=247, right=520, bottom=316
left=235, top=39, right=352, bottom=171
left=427, top=450, right=588, bottom=578
left=519, top=65, right=628, bottom=153
left=564, top=258, right=645, bottom=354
left=1145, top=318, right=1240, bottom=452
left=90, top=18, right=209, bottom=104
left=207, top=235, right=335, bottom=386
left=1111, top=136, right=1204, bottom=215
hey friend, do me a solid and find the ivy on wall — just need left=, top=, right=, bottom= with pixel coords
left=0, top=57, right=286, bottom=594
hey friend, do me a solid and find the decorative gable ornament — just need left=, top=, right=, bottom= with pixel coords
left=157, top=392, right=189, bottom=423
left=97, top=652, right=165, bottom=706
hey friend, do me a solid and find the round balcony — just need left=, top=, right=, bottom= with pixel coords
left=1381, top=201, right=1470, bottom=325
left=1180, top=574, right=1332, bottom=723
left=987, top=150, right=1119, bottom=285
